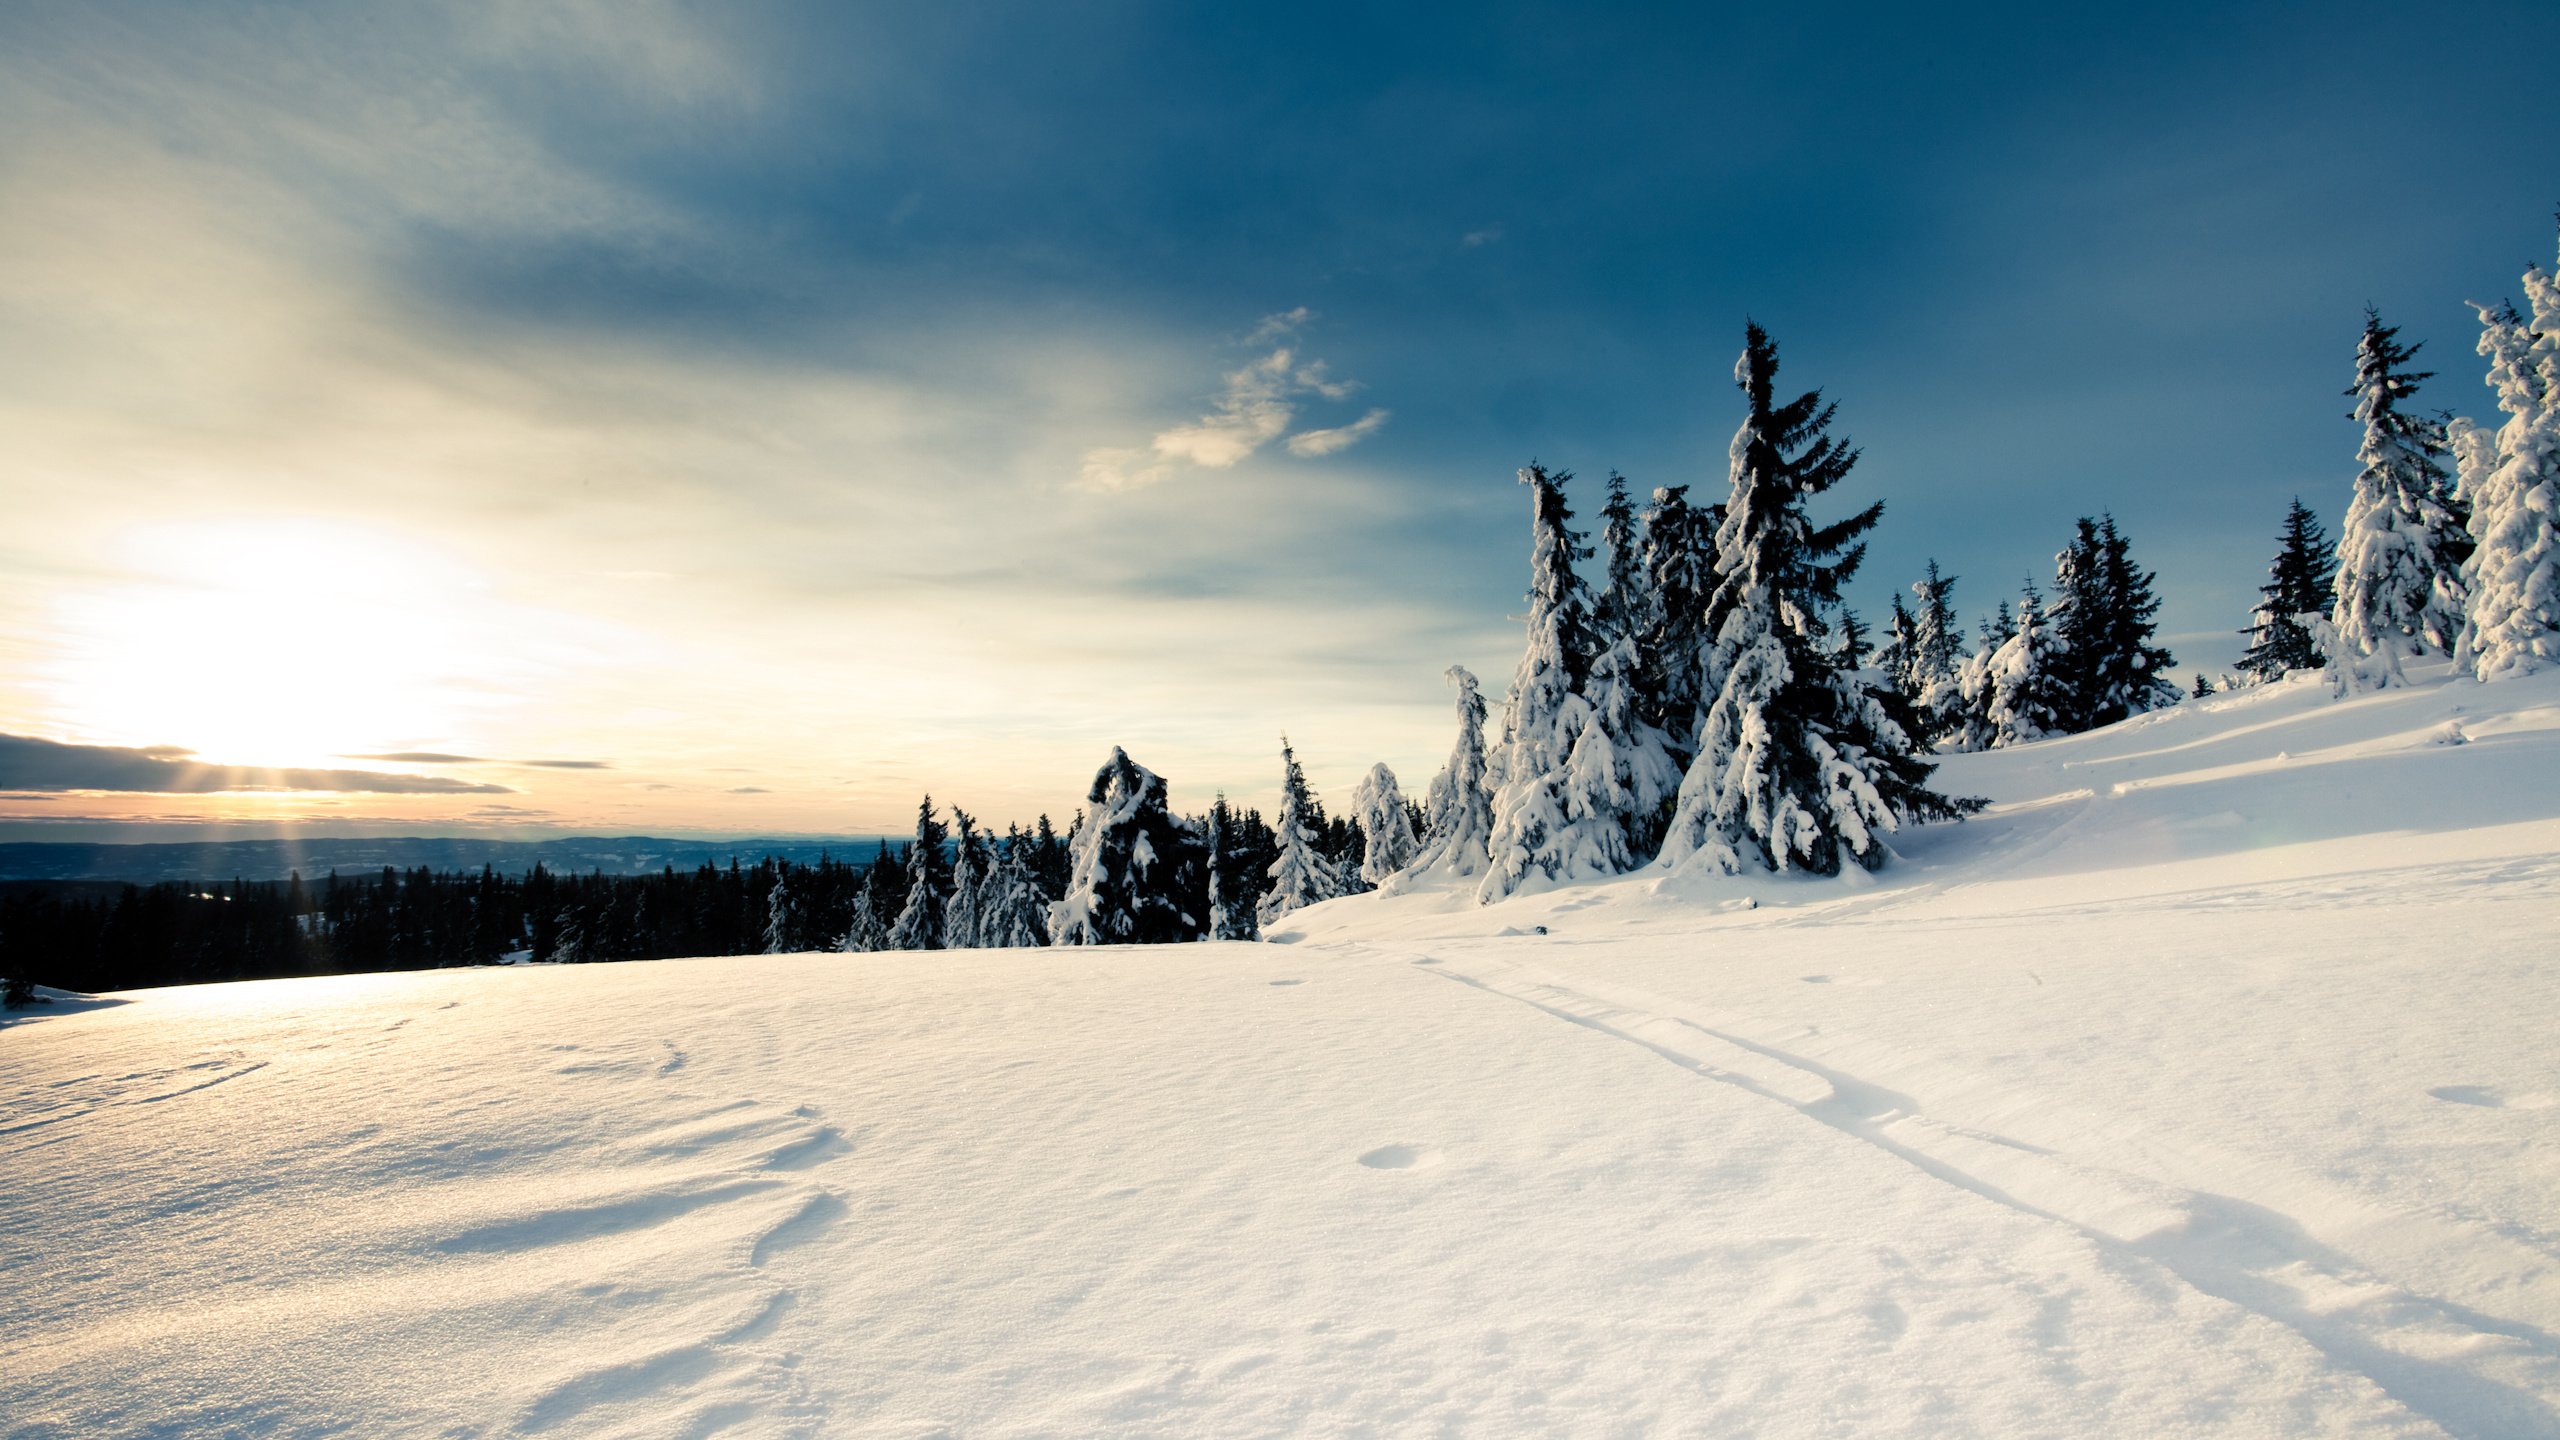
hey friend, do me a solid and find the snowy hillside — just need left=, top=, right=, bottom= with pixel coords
left=6, top=668, right=2559, bottom=1438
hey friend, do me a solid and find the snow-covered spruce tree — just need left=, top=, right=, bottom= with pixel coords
left=2046, top=519, right=2108, bottom=731
left=2191, top=671, right=2216, bottom=697
left=838, top=868, right=889, bottom=952
left=1258, top=737, right=1344, bottom=926
left=886, top=797, right=948, bottom=950
left=2333, top=308, right=2467, bottom=685
left=2453, top=265, right=2560, bottom=678
left=1478, top=465, right=1671, bottom=900
left=762, top=866, right=796, bottom=955
left=1638, top=483, right=1722, bottom=754
left=1942, top=600, right=2014, bottom=752
left=1908, top=560, right=1969, bottom=742
left=1592, top=472, right=1654, bottom=657
left=978, top=830, right=1052, bottom=948
left=1350, top=763, right=1419, bottom=887
left=1658, top=323, right=1974, bottom=875
left=2239, top=499, right=2337, bottom=680
left=1397, top=665, right=1495, bottom=885
left=944, top=810, right=987, bottom=950
left=1050, top=748, right=1207, bottom=945
left=1876, top=594, right=1919, bottom=701
left=1576, top=622, right=1682, bottom=863
left=1984, top=587, right=2069, bottom=747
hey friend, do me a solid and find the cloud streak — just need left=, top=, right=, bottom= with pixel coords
left=1, top=735, right=514, bottom=795
left=1079, top=311, right=1390, bottom=491
left=1286, top=407, right=1393, bottom=457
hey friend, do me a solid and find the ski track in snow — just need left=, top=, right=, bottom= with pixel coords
left=1393, top=945, right=2560, bottom=1440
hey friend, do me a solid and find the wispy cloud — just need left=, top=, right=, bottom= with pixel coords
left=1079, top=311, right=1390, bottom=491
left=1, top=735, right=513, bottom=795
left=1245, top=306, right=1315, bottom=344
left=1462, top=224, right=1505, bottom=248
left=1286, top=407, right=1393, bottom=457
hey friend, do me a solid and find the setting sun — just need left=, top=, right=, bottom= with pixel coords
left=44, top=519, right=485, bottom=768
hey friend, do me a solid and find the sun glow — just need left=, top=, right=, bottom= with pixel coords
left=46, top=519, right=489, bottom=768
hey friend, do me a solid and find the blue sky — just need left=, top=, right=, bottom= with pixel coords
left=1, top=1, right=2554, bottom=838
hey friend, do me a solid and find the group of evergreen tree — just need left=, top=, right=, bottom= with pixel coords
left=2241, top=225, right=2560, bottom=688
left=1385, top=323, right=1980, bottom=896
left=1871, top=515, right=2180, bottom=752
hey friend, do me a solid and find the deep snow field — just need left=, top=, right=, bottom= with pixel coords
left=5, top=665, right=2559, bottom=1439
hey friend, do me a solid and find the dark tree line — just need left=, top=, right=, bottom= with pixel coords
left=0, top=785, right=1404, bottom=994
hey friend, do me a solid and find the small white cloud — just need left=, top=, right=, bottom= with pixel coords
left=1077, top=314, right=1384, bottom=491
left=1245, top=306, right=1315, bottom=344
left=1078, top=444, right=1174, bottom=493
left=1148, top=349, right=1298, bottom=468
left=1462, top=224, right=1505, bottom=248
left=1294, top=359, right=1358, bottom=401
left=1285, top=407, right=1391, bottom=457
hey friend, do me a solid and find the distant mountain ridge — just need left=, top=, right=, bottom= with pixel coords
left=0, top=835, right=899, bottom=883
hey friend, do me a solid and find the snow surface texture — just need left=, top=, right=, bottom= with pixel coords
left=6, top=664, right=2560, bottom=1437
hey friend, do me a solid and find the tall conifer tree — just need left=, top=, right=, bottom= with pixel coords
left=2453, top=252, right=2560, bottom=678
left=2334, top=308, right=2468, bottom=684
left=1259, top=737, right=1344, bottom=925
left=886, top=797, right=948, bottom=951
left=1479, top=466, right=1670, bottom=900
left=1398, top=666, right=1495, bottom=885
left=1659, top=323, right=1972, bottom=875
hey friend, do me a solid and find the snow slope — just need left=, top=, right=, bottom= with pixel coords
left=5, top=666, right=2558, bottom=1438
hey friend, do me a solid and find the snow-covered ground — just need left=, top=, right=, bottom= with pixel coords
left=5, top=667, right=2558, bottom=1438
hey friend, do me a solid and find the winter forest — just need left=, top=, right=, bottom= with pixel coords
left=11, top=223, right=2557, bottom=995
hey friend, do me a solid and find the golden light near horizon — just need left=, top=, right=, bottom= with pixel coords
left=42, top=518, right=491, bottom=769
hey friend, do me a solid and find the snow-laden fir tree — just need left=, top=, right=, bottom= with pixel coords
left=944, top=810, right=987, bottom=950
left=1942, top=599, right=2014, bottom=753
left=1908, top=560, right=1969, bottom=742
left=2240, top=499, right=2338, bottom=680
left=1637, top=483, right=1722, bottom=754
left=1349, top=763, right=1419, bottom=887
left=1658, top=323, right=1974, bottom=875
left=762, top=867, right=796, bottom=955
left=1876, top=594, right=1919, bottom=701
left=1479, top=465, right=1670, bottom=900
left=1258, top=737, right=1345, bottom=925
left=837, top=867, right=890, bottom=952
left=1592, top=472, right=1654, bottom=658
left=1396, top=665, right=1495, bottom=885
left=1050, top=748, right=1206, bottom=945
left=1983, top=587, right=2069, bottom=747
left=886, top=797, right=948, bottom=950
left=977, top=829, right=1052, bottom=948
left=2453, top=262, right=2560, bottom=678
left=2333, top=308, right=2468, bottom=685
